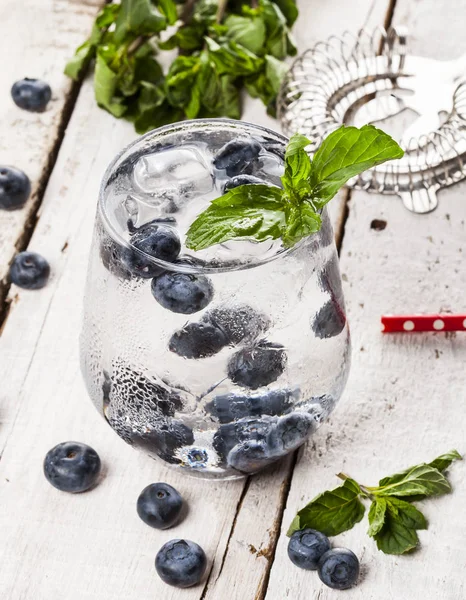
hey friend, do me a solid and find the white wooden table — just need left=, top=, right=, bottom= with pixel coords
left=0, top=1, right=465, bottom=599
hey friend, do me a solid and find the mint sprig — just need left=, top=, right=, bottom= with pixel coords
left=186, top=125, right=404, bottom=251
left=287, top=450, right=462, bottom=555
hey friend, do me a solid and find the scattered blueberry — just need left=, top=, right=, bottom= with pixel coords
left=287, top=529, right=331, bottom=570
left=223, top=174, right=268, bottom=193
left=43, top=442, right=101, bottom=493
left=0, top=166, right=31, bottom=210
left=213, top=139, right=262, bottom=177
left=227, top=342, right=287, bottom=389
left=204, top=304, right=270, bottom=345
left=155, top=539, right=207, bottom=588
left=169, top=322, right=228, bottom=359
left=312, top=300, right=346, bottom=339
left=9, top=251, right=50, bottom=289
left=137, top=482, right=183, bottom=530
left=274, top=412, right=315, bottom=452
left=318, top=548, right=360, bottom=590
left=11, top=78, right=51, bottom=112
left=206, top=389, right=294, bottom=423
left=133, top=418, right=194, bottom=465
left=151, top=272, right=214, bottom=314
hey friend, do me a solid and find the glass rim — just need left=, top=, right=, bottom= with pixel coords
left=98, top=118, right=307, bottom=275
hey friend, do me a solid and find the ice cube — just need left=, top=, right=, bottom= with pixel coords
left=133, top=146, right=214, bottom=198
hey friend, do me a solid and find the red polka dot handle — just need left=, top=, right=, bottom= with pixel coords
left=381, top=314, right=466, bottom=333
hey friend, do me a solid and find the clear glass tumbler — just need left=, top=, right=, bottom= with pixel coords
left=80, top=119, right=351, bottom=480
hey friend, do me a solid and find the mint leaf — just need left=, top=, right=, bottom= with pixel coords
left=367, top=498, right=387, bottom=537
left=282, top=203, right=321, bottom=248
left=185, top=185, right=286, bottom=251
left=282, top=133, right=312, bottom=192
left=114, top=0, right=167, bottom=44
left=224, top=14, right=266, bottom=55
left=373, top=498, right=427, bottom=555
left=94, top=49, right=128, bottom=117
left=376, top=464, right=451, bottom=499
left=287, top=478, right=365, bottom=537
left=205, top=37, right=264, bottom=76
left=310, top=125, right=404, bottom=207
left=428, top=450, right=462, bottom=472
left=273, top=0, right=299, bottom=26
left=157, top=0, right=178, bottom=26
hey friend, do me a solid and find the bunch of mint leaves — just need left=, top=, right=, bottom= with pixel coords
left=288, top=450, right=462, bottom=555
left=186, top=124, right=404, bottom=251
left=65, top=0, right=298, bottom=133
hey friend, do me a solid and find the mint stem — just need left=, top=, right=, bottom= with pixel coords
left=216, top=0, right=229, bottom=23
left=336, top=473, right=374, bottom=499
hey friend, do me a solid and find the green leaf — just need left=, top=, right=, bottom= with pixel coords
left=159, top=23, right=205, bottom=51
left=166, top=55, right=200, bottom=107
left=224, top=14, right=266, bottom=55
left=265, top=54, right=288, bottom=94
left=260, top=0, right=296, bottom=60
left=428, top=450, right=462, bottom=472
left=64, top=4, right=121, bottom=80
left=367, top=498, right=387, bottom=537
left=114, top=0, right=167, bottom=44
left=220, top=76, right=241, bottom=119
left=310, top=124, right=404, bottom=207
left=287, top=478, right=365, bottom=537
left=94, top=49, right=128, bottom=117
left=282, top=202, right=321, bottom=248
left=273, top=0, right=299, bottom=25
left=282, top=133, right=312, bottom=193
left=376, top=464, right=451, bottom=499
left=157, top=0, right=178, bottom=25
left=205, top=37, right=264, bottom=76
left=373, top=498, right=427, bottom=555
left=186, top=185, right=286, bottom=251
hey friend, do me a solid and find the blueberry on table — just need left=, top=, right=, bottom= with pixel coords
left=43, top=442, right=101, bottom=493
left=206, top=389, right=294, bottom=423
left=137, top=482, right=183, bottom=530
left=151, top=272, right=214, bottom=314
left=227, top=342, right=287, bottom=389
left=318, top=548, right=360, bottom=590
left=213, top=139, right=262, bottom=177
left=11, top=78, right=51, bottom=112
left=169, top=322, right=228, bottom=359
left=312, top=300, right=346, bottom=339
left=9, top=251, right=50, bottom=289
left=0, top=166, right=31, bottom=210
left=155, top=539, right=207, bottom=588
left=223, top=174, right=267, bottom=192
left=287, top=529, right=331, bottom=570
left=204, top=304, right=270, bottom=345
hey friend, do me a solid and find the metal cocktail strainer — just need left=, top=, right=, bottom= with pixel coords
left=278, top=27, right=466, bottom=213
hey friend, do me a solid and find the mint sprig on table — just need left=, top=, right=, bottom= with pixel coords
left=186, top=125, right=404, bottom=251
left=65, top=0, right=298, bottom=133
left=287, top=450, right=462, bottom=555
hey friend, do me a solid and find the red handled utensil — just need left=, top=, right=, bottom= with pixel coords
left=381, top=314, right=466, bottom=333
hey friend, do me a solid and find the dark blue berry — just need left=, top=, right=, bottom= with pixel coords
left=137, top=482, right=183, bottom=530
left=9, top=251, right=50, bottom=289
left=11, top=78, right=51, bottom=112
left=0, top=166, right=31, bottom=210
left=43, top=442, right=101, bottom=493
left=288, top=529, right=331, bottom=570
left=214, top=139, right=262, bottom=177
left=312, top=300, right=346, bottom=339
left=213, top=416, right=276, bottom=463
left=262, top=142, right=285, bottom=160
left=204, top=304, right=270, bottom=345
left=169, top=322, right=228, bottom=359
left=318, top=255, right=345, bottom=308
left=155, top=539, right=207, bottom=588
left=318, top=548, right=360, bottom=590
left=228, top=439, right=277, bottom=473
left=274, top=412, right=315, bottom=452
left=227, top=342, right=287, bottom=389
left=223, top=174, right=267, bottom=193
left=206, top=389, right=294, bottom=423
left=133, top=419, right=194, bottom=465
left=151, top=273, right=214, bottom=314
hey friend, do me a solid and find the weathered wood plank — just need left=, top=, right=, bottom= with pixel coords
left=0, top=0, right=102, bottom=299
left=264, top=1, right=466, bottom=598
